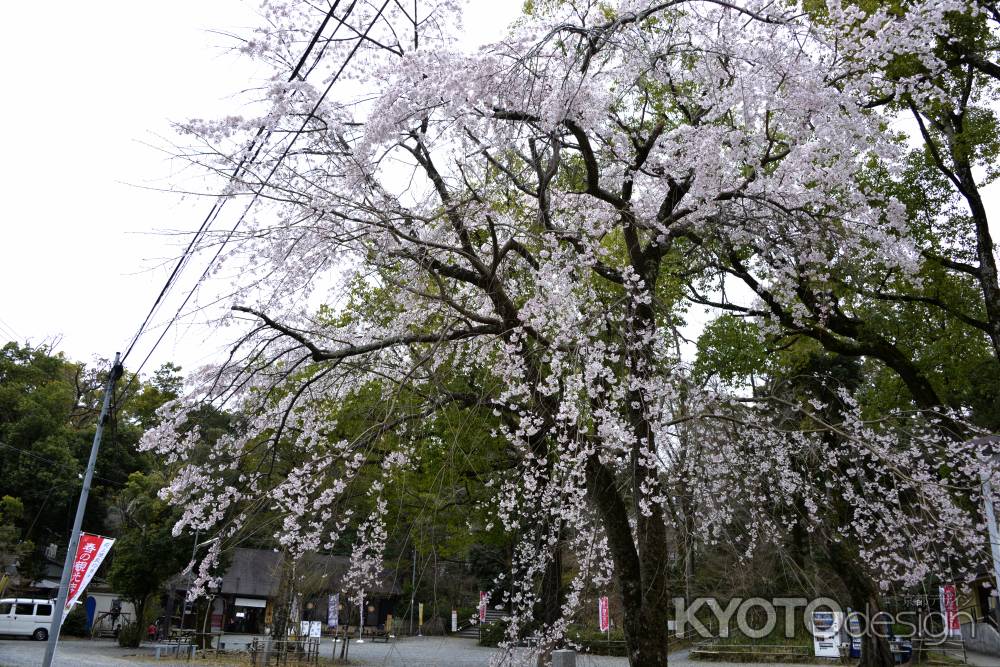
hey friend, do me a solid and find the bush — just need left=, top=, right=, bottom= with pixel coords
left=478, top=619, right=509, bottom=647
left=61, top=606, right=89, bottom=637
left=567, top=626, right=627, bottom=656
left=455, top=606, right=477, bottom=628
left=420, top=615, right=446, bottom=636
left=117, top=621, right=145, bottom=648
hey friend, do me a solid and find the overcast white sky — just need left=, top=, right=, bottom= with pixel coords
left=1, top=2, right=995, bottom=380
left=0, top=1, right=522, bottom=375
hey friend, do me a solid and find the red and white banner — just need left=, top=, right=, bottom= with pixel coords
left=479, top=591, right=486, bottom=623
left=599, top=596, right=610, bottom=632
left=65, top=533, right=114, bottom=615
left=940, top=585, right=962, bottom=637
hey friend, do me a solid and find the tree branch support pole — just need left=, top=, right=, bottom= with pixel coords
left=178, top=528, right=199, bottom=633
left=410, top=547, right=416, bottom=636
left=43, top=353, right=123, bottom=667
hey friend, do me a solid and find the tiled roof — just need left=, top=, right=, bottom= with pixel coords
left=216, top=548, right=401, bottom=597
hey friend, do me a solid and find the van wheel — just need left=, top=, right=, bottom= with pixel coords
left=33, top=628, right=48, bottom=641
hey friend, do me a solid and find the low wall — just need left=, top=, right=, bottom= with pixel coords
left=960, top=621, right=1000, bottom=656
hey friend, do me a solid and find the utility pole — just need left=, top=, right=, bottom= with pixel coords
left=43, top=354, right=123, bottom=667
left=976, top=436, right=1000, bottom=627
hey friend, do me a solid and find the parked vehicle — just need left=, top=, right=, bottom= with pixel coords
left=0, top=598, right=54, bottom=641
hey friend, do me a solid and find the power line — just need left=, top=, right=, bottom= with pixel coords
left=115, top=0, right=377, bottom=405
left=22, top=482, right=58, bottom=543
left=0, top=441, right=121, bottom=487
left=119, top=0, right=350, bottom=368
left=0, top=317, right=21, bottom=342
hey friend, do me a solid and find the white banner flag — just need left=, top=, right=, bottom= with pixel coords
left=328, top=593, right=339, bottom=628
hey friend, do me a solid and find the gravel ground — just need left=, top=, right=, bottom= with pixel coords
left=0, top=637, right=200, bottom=666
left=0, top=636, right=637, bottom=667
left=0, top=636, right=841, bottom=667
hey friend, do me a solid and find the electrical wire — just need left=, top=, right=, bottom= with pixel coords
left=21, top=482, right=58, bottom=544
left=119, top=0, right=350, bottom=368
left=0, top=441, right=121, bottom=487
left=115, top=0, right=377, bottom=407
left=99, top=3, right=393, bottom=585
left=0, top=317, right=21, bottom=342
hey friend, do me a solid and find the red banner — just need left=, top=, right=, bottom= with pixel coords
left=599, top=596, right=610, bottom=632
left=65, top=533, right=114, bottom=614
left=940, top=584, right=961, bottom=637
left=479, top=591, right=486, bottom=622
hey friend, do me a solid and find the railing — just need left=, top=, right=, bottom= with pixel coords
left=90, top=611, right=132, bottom=638
left=248, top=637, right=322, bottom=666
left=690, top=641, right=812, bottom=660
left=912, top=636, right=966, bottom=665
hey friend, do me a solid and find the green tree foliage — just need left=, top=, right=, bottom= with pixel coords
left=0, top=496, right=30, bottom=590
left=694, top=315, right=767, bottom=386
left=0, top=343, right=90, bottom=576
left=0, top=342, right=184, bottom=590
left=108, top=471, right=193, bottom=647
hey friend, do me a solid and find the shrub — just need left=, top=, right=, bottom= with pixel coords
left=117, top=621, right=145, bottom=648
left=478, top=619, right=509, bottom=647
left=61, top=606, right=89, bottom=637
left=420, top=615, right=446, bottom=636
left=567, top=626, right=628, bottom=656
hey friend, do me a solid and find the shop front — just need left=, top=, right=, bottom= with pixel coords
left=226, top=596, right=268, bottom=634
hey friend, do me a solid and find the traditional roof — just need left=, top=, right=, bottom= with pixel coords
left=216, top=548, right=401, bottom=597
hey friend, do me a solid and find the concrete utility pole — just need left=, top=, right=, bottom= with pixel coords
left=975, top=436, right=1000, bottom=627
left=43, top=354, right=123, bottom=667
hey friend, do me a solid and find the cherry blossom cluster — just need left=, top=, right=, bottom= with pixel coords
left=145, top=0, right=999, bottom=658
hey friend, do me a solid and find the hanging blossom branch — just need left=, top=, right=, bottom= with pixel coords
left=144, top=1, right=1000, bottom=664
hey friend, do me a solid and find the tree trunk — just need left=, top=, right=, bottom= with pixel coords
left=621, top=594, right=672, bottom=667
left=535, top=539, right=564, bottom=667
left=860, top=597, right=896, bottom=667
left=586, top=456, right=671, bottom=667
left=271, top=552, right=295, bottom=640
left=828, top=541, right=894, bottom=667
left=539, top=532, right=562, bottom=628
left=121, top=596, right=148, bottom=648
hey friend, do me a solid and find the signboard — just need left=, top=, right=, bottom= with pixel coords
left=599, top=596, right=610, bottom=632
left=846, top=610, right=861, bottom=658
left=328, top=593, right=339, bottom=628
left=811, top=611, right=844, bottom=658
left=300, top=620, right=310, bottom=637
left=451, top=609, right=458, bottom=632
left=479, top=591, right=486, bottom=623
left=309, top=621, right=322, bottom=638
left=65, top=533, right=114, bottom=618
left=940, top=585, right=962, bottom=637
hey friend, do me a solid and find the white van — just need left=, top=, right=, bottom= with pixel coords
left=0, top=598, right=54, bottom=641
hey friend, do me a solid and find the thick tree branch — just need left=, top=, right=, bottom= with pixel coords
left=232, top=306, right=501, bottom=361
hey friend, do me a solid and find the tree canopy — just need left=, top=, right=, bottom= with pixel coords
left=143, top=2, right=1000, bottom=665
